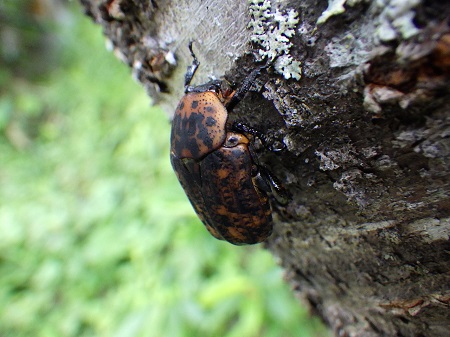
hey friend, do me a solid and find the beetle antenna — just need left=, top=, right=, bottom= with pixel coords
left=185, top=41, right=200, bottom=91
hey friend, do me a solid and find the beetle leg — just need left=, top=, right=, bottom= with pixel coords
left=259, top=167, right=290, bottom=205
left=252, top=169, right=272, bottom=194
left=239, top=130, right=290, bottom=205
left=184, top=41, right=200, bottom=91
left=225, top=66, right=264, bottom=111
left=231, top=122, right=286, bottom=152
left=225, top=56, right=277, bottom=110
left=256, top=166, right=290, bottom=205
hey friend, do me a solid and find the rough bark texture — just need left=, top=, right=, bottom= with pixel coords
left=78, top=0, right=450, bottom=336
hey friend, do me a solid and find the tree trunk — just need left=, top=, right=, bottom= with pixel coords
left=79, top=0, right=450, bottom=336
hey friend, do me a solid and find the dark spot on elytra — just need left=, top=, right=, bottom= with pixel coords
left=191, top=100, right=199, bottom=109
left=205, top=106, right=214, bottom=113
left=205, top=116, right=217, bottom=126
left=178, top=101, right=185, bottom=110
left=197, top=122, right=214, bottom=151
left=172, top=112, right=201, bottom=159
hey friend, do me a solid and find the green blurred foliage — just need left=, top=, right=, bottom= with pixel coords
left=0, top=1, right=328, bottom=336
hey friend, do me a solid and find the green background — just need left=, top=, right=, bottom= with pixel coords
left=0, top=1, right=327, bottom=336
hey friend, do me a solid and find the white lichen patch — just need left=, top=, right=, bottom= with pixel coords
left=375, top=0, right=421, bottom=42
left=333, top=168, right=370, bottom=207
left=317, top=0, right=347, bottom=24
left=324, top=32, right=373, bottom=68
left=315, top=147, right=360, bottom=171
left=248, top=0, right=301, bottom=80
left=274, top=55, right=302, bottom=80
left=317, top=0, right=364, bottom=24
left=317, top=0, right=421, bottom=42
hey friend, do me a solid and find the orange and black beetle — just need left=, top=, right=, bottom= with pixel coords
left=170, top=42, right=286, bottom=245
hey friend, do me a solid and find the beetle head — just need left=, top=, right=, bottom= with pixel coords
left=186, top=79, right=235, bottom=105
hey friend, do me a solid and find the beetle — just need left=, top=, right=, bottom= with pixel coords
left=170, top=42, right=286, bottom=245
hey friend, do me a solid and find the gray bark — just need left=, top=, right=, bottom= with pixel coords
left=79, top=0, right=450, bottom=336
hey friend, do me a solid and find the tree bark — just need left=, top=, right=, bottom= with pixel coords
left=79, top=0, right=450, bottom=336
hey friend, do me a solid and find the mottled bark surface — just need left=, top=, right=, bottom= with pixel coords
left=79, top=0, right=449, bottom=336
